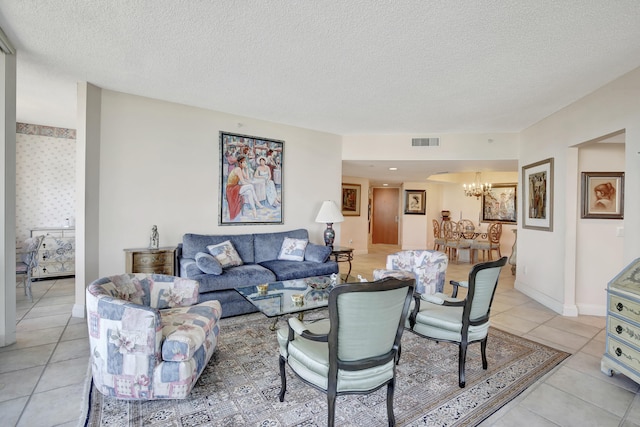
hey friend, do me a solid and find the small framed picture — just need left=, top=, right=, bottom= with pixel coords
left=341, top=183, right=361, bottom=216
left=581, top=172, right=624, bottom=219
left=404, top=190, right=426, bottom=215
left=522, top=158, right=554, bottom=231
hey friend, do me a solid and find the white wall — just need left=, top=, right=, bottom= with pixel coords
left=575, top=143, right=625, bottom=315
left=518, top=66, right=640, bottom=316
left=98, top=90, right=342, bottom=276
left=340, top=175, right=369, bottom=254
left=342, top=133, right=519, bottom=161
left=401, top=181, right=429, bottom=250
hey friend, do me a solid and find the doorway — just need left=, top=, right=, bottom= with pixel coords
left=371, top=187, right=399, bottom=244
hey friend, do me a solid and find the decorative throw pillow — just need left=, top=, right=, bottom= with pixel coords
left=206, top=240, right=243, bottom=268
left=195, top=252, right=223, bottom=275
left=277, top=237, right=309, bottom=261
left=304, top=243, right=332, bottom=263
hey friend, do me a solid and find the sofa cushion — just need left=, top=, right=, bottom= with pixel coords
left=277, top=237, right=308, bottom=261
left=207, top=240, right=244, bottom=268
left=160, top=300, right=222, bottom=362
left=195, top=252, right=223, bottom=275
left=304, top=243, right=332, bottom=263
left=259, top=259, right=339, bottom=281
left=194, top=264, right=277, bottom=293
left=253, top=228, right=309, bottom=263
left=182, top=233, right=255, bottom=263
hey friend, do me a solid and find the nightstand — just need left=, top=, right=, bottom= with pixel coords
left=124, top=247, right=176, bottom=275
left=331, top=246, right=354, bottom=281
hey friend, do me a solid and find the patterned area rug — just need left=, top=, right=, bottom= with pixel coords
left=84, top=311, right=569, bottom=426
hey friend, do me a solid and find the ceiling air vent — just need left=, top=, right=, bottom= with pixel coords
left=412, top=137, right=440, bottom=147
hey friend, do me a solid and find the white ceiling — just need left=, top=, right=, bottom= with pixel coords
left=1, top=1, right=639, bottom=184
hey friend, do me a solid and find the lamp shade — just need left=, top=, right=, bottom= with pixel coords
left=315, top=200, right=344, bottom=224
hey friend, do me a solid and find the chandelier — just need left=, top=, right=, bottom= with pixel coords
left=463, top=172, right=492, bottom=199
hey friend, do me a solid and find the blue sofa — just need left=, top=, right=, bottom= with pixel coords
left=176, top=228, right=338, bottom=318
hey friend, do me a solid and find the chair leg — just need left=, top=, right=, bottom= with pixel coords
left=278, top=355, right=287, bottom=401
left=25, top=272, right=33, bottom=302
left=481, top=337, right=488, bottom=370
left=386, top=379, right=396, bottom=426
left=327, top=390, right=337, bottom=427
left=396, top=344, right=401, bottom=365
left=458, top=343, right=467, bottom=388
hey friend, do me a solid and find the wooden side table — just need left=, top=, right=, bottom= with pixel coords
left=124, top=247, right=176, bottom=275
left=331, top=246, right=354, bottom=281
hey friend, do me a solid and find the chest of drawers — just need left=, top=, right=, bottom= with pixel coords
left=30, top=227, right=75, bottom=279
left=601, top=257, right=640, bottom=385
left=124, top=247, right=176, bottom=275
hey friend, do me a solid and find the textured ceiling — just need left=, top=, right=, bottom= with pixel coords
left=0, top=1, right=638, bottom=185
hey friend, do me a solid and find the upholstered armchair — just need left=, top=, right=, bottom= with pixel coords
left=277, top=278, right=414, bottom=427
left=86, top=273, right=222, bottom=399
left=408, top=257, right=507, bottom=388
left=373, top=249, right=448, bottom=295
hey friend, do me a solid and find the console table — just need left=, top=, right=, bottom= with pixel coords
left=124, top=247, right=176, bottom=275
left=331, top=246, right=353, bottom=281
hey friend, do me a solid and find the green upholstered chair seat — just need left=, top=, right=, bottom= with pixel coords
left=413, top=304, right=490, bottom=342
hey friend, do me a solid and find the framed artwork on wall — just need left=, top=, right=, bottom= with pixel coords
left=404, top=189, right=426, bottom=215
left=522, top=158, right=554, bottom=231
left=481, top=183, right=517, bottom=223
left=341, top=183, right=361, bottom=216
left=219, top=131, right=284, bottom=225
left=581, top=172, right=624, bottom=219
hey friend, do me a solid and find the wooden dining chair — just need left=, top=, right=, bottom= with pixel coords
left=432, top=219, right=445, bottom=251
left=471, top=223, right=502, bottom=262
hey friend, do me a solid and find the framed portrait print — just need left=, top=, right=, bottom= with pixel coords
left=481, top=183, right=517, bottom=223
left=581, top=172, right=624, bottom=219
left=404, top=189, right=426, bottom=215
left=522, top=158, right=554, bottom=231
left=341, top=183, right=361, bottom=216
left=219, top=131, right=283, bottom=225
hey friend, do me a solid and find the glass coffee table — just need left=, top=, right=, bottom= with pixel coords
left=236, top=274, right=340, bottom=330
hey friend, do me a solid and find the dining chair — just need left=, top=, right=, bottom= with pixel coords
left=444, top=220, right=473, bottom=263
left=432, top=219, right=445, bottom=251
left=471, top=222, right=502, bottom=262
left=407, top=257, right=507, bottom=388
left=277, top=277, right=415, bottom=427
left=16, top=235, right=45, bottom=302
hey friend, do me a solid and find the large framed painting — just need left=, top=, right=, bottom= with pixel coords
left=581, top=172, right=624, bottom=219
left=522, top=158, right=554, bottom=231
left=404, top=189, right=426, bottom=215
left=341, top=183, right=361, bottom=216
left=481, top=183, right=517, bottom=223
left=219, top=131, right=283, bottom=225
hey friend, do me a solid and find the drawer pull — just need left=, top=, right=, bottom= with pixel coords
left=616, top=325, right=623, bottom=334
left=616, top=302, right=624, bottom=311
left=615, top=347, right=622, bottom=357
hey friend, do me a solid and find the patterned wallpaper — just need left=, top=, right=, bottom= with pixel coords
left=16, top=123, right=76, bottom=244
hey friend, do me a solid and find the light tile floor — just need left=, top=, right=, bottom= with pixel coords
left=0, top=245, right=639, bottom=426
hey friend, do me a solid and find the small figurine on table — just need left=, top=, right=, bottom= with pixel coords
left=149, top=225, right=159, bottom=249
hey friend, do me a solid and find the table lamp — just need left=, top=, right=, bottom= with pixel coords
left=315, top=200, right=344, bottom=247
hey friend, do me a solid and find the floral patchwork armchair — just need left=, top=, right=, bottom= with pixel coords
left=373, top=250, right=448, bottom=295
left=86, top=273, right=222, bottom=400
